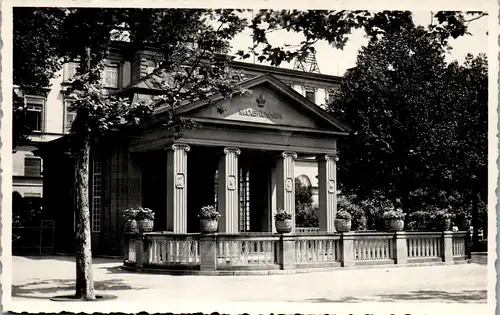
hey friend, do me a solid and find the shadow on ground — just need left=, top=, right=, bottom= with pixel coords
left=303, top=289, right=487, bottom=303
left=12, top=278, right=144, bottom=300
left=15, top=255, right=121, bottom=264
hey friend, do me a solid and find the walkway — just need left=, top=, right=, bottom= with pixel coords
left=9, top=255, right=490, bottom=313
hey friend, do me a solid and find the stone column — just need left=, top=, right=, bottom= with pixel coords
left=317, top=154, right=338, bottom=232
left=166, top=143, right=190, bottom=233
left=218, top=147, right=241, bottom=233
left=394, top=231, right=408, bottom=264
left=443, top=231, right=454, bottom=264
left=276, top=151, right=298, bottom=231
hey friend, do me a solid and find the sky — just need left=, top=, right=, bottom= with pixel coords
left=229, top=11, right=489, bottom=76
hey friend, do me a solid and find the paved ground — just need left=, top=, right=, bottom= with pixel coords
left=9, top=255, right=489, bottom=312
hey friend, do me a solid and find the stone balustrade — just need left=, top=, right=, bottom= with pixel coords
left=123, top=230, right=471, bottom=275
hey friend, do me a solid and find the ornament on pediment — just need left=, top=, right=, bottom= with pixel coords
left=256, top=94, right=266, bottom=107
left=328, top=179, right=336, bottom=194
left=285, top=178, right=294, bottom=192
left=175, top=173, right=185, bottom=189
left=227, top=175, right=236, bottom=191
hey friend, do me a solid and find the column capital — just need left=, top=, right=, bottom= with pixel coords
left=281, top=151, right=298, bottom=159
left=316, top=154, right=339, bottom=162
left=222, top=147, right=241, bottom=156
left=167, top=143, right=190, bottom=152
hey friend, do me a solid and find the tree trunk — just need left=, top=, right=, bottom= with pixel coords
left=74, top=135, right=95, bottom=300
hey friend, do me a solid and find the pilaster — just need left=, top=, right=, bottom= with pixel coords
left=276, top=151, right=298, bottom=231
left=317, top=154, right=338, bottom=232
left=217, top=147, right=241, bottom=233
left=166, top=143, right=190, bottom=233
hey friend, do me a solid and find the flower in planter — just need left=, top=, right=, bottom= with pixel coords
left=135, top=206, right=155, bottom=221
left=123, top=208, right=139, bottom=221
left=274, top=209, right=292, bottom=221
left=199, top=205, right=221, bottom=220
left=435, top=210, right=454, bottom=220
left=382, top=208, right=406, bottom=220
left=336, top=210, right=352, bottom=221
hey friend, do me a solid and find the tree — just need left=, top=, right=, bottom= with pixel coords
left=239, top=10, right=487, bottom=67
left=327, top=23, right=487, bottom=239
left=57, top=8, right=248, bottom=300
left=329, top=25, right=453, bottom=208
left=13, top=8, right=66, bottom=147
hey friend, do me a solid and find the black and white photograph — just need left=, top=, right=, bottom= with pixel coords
left=1, top=2, right=497, bottom=314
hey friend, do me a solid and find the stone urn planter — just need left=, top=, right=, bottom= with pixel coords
left=274, top=209, right=293, bottom=233
left=135, top=206, right=155, bottom=233
left=125, top=219, right=138, bottom=233
left=438, top=218, right=452, bottom=231
left=199, top=205, right=220, bottom=233
left=200, top=218, right=218, bottom=233
left=335, top=210, right=352, bottom=232
left=275, top=219, right=293, bottom=233
left=334, top=219, right=352, bottom=232
left=137, top=219, right=154, bottom=233
left=386, top=219, right=404, bottom=231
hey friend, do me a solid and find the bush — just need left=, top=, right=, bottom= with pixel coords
left=407, top=210, right=435, bottom=231
left=357, top=192, right=395, bottom=230
left=337, top=195, right=367, bottom=230
left=295, top=178, right=318, bottom=227
left=295, top=205, right=319, bottom=227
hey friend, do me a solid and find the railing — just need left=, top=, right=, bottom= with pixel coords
left=452, top=231, right=469, bottom=260
left=146, top=233, right=200, bottom=267
left=294, top=234, right=341, bottom=266
left=296, top=227, right=320, bottom=234
left=406, top=232, right=443, bottom=262
left=354, top=232, right=394, bottom=263
left=216, top=233, right=280, bottom=270
left=124, top=230, right=470, bottom=273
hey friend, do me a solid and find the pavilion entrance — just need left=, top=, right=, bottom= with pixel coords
left=185, top=147, right=274, bottom=233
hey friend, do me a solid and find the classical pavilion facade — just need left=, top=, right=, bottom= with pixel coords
left=37, top=43, right=349, bottom=256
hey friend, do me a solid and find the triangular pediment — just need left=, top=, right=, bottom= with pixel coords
left=177, top=74, right=350, bottom=133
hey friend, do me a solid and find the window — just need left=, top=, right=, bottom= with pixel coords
left=101, top=65, right=119, bottom=88
left=91, top=159, right=102, bottom=233
left=239, top=167, right=250, bottom=232
left=25, top=157, right=42, bottom=177
left=64, top=100, right=77, bottom=133
left=63, top=62, right=79, bottom=82
left=25, top=96, right=45, bottom=132
left=214, top=169, right=219, bottom=210
left=305, top=90, right=315, bottom=103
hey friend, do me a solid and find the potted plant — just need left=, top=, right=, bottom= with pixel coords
left=136, top=206, right=155, bottom=233
left=123, top=208, right=139, bottom=233
left=435, top=210, right=454, bottom=231
left=199, top=205, right=220, bottom=233
left=274, top=209, right=293, bottom=233
left=383, top=208, right=406, bottom=231
left=334, top=210, right=352, bottom=232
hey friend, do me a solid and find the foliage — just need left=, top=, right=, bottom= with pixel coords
left=12, top=192, right=44, bottom=227
left=12, top=8, right=66, bottom=146
left=239, top=10, right=487, bottom=67
left=123, top=207, right=139, bottom=221
left=199, top=205, right=221, bottom=220
left=132, top=206, right=155, bottom=221
left=295, top=178, right=317, bottom=227
left=336, top=210, right=352, bottom=221
left=274, top=209, right=293, bottom=221
left=337, top=194, right=367, bottom=230
left=406, top=211, right=435, bottom=231
left=356, top=192, right=396, bottom=230
left=435, top=209, right=453, bottom=220
left=382, top=208, right=406, bottom=220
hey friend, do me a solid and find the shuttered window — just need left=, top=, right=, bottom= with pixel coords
left=25, top=157, right=42, bottom=177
